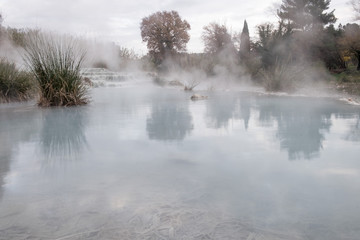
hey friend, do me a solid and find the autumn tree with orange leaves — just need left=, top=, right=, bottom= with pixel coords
left=140, top=11, right=191, bottom=65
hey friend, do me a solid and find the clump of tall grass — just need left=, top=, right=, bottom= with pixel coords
left=24, top=33, right=88, bottom=107
left=0, top=58, right=34, bottom=103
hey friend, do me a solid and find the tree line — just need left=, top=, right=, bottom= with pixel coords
left=140, top=0, right=360, bottom=91
left=1, top=0, right=360, bottom=101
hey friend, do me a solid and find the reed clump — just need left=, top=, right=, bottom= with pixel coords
left=24, top=34, right=88, bottom=107
left=0, top=58, right=34, bottom=103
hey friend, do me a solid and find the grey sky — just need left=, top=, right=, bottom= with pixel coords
left=0, top=0, right=356, bottom=54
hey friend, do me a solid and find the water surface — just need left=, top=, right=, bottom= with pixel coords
left=0, top=86, right=360, bottom=239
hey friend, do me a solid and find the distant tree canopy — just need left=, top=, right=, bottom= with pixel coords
left=277, top=0, right=336, bottom=31
left=315, top=24, right=346, bottom=70
left=341, top=23, right=360, bottom=70
left=240, top=20, right=250, bottom=58
left=253, top=21, right=293, bottom=69
left=351, top=0, right=360, bottom=20
left=140, top=11, right=190, bottom=64
left=202, top=22, right=233, bottom=54
left=0, top=13, right=4, bottom=41
left=6, top=28, right=29, bottom=47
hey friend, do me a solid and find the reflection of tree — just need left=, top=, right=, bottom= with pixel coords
left=237, top=95, right=251, bottom=130
left=41, top=108, right=87, bottom=164
left=206, top=95, right=237, bottom=129
left=146, top=102, right=193, bottom=141
left=256, top=97, right=360, bottom=160
left=345, top=114, right=360, bottom=142
left=0, top=107, right=40, bottom=200
left=257, top=97, right=333, bottom=160
left=277, top=112, right=331, bottom=160
left=0, top=148, right=11, bottom=201
left=206, top=94, right=251, bottom=130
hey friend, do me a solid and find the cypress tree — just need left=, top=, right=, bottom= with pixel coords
left=240, top=20, right=250, bottom=59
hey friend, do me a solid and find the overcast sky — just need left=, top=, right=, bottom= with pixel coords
left=0, top=0, right=356, bottom=54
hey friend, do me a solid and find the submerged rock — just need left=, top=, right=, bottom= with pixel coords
left=169, top=80, right=184, bottom=87
left=190, top=94, right=208, bottom=101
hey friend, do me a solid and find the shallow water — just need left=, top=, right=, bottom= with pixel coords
left=0, top=85, right=360, bottom=239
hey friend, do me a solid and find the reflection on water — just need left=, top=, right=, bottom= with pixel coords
left=206, top=94, right=238, bottom=129
left=345, top=113, right=360, bottom=142
left=41, top=107, right=87, bottom=164
left=256, top=97, right=360, bottom=159
left=0, top=147, right=10, bottom=201
left=204, top=94, right=360, bottom=160
left=0, top=87, right=360, bottom=239
left=238, top=95, right=251, bottom=130
left=147, top=95, right=193, bottom=141
left=206, top=93, right=251, bottom=130
left=256, top=97, right=332, bottom=160
left=0, top=104, right=40, bottom=200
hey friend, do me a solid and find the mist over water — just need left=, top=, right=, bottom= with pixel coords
left=0, top=83, right=360, bottom=239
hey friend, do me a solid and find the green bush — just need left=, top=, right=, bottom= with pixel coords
left=24, top=33, right=88, bottom=107
left=0, top=59, right=34, bottom=103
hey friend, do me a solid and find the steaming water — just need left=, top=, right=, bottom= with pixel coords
left=1, top=83, right=360, bottom=240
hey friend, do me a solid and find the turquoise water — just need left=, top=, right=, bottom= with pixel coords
left=0, top=86, right=359, bottom=239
